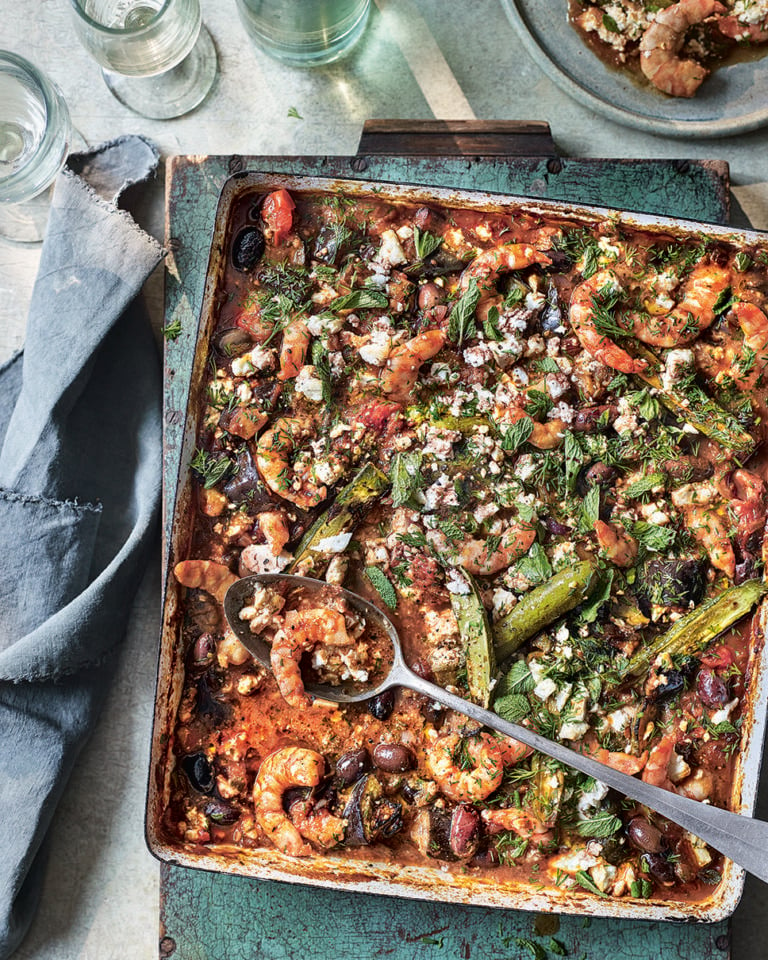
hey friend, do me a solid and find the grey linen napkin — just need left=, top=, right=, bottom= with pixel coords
left=0, top=135, right=164, bottom=958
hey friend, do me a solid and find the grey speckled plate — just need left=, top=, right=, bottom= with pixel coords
left=501, top=0, right=768, bottom=138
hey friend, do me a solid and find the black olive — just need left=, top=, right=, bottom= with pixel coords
left=221, top=446, right=271, bottom=507
left=196, top=674, right=229, bottom=724
left=628, top=817, right=664, bottom=854
left=282, top=787, right=310, bottom=812
left=372, top=742, right=415, bottom=773
left=190, top=633, right=215, bottom=671
left=637, top=559, right=705, bottom=616
left=216, top=327, right=253, bottom=357
left=232, top=227, right=265, bottom=272
left=649, top=669, right=685, bottom=703
left=540, top=281, right=562, bottom=332
left=697, top=669, right=729, bottom=707
left=368, top=689, right=395, bottom=721
left=598, top=836, right=631, bottom=865
left=735, top=555, right=757, bottom=584
left=181, top=753, right=214, bottom=794
left=641, top=851, right=676, bottom=885
left=205, top=799, right=239, bottom=825
left=336, top=748, right=372, bottom=784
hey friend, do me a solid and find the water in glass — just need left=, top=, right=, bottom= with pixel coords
left=236, top=0, right=371, bottom=66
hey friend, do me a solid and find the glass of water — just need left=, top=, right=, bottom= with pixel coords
left=235, top=0, right=371, bottom=66
left=0, top=51, right=72, bottom=244
left=69, top=0, right=218, bottom=119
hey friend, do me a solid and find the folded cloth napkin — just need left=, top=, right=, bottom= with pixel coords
left=0, top=135, right=164, bottom=959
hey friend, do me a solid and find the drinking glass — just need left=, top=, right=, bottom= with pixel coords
left=235, top=0, right=371, bottom=66
left=0, top=51, right=72, bottom=243
left=69, top=0, right=218, bottom=120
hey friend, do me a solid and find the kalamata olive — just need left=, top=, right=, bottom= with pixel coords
left=221, top=446, right=271, bottom=508
left=696, top=669, right=729, bottom=707
left=216, top=326, right=253, bottom=357
left=638, top=559, right=705, bottom=615
left=191, top=633, right=216, bottom=669
left=649, top=669, right=685, bottom=704
left=181, top=753, right=215, bottom=795
left=418, top=282, right=444, bottom=311
left=344, top=774, right=403, bottom=845
left=735, top=556, right=757, bottom=584
left=449, top=804, right=481, bottom=859
left=313, top=224, right=349, bottom=265
left=662, top=455, right=712, bottom=483
left=232, top=226, right=265, bottom=271
left=282, top=787, right=310, bottom=811
left=641, top=851, right=676, bottom=885
left=196, top=674, right=229, bottom=724
left=410, top=658, right=434, bottom=681
left=205, top=799, right=240, bottom=825
left=420, top=699, right=444, bottom=725
left=336, top=747, right=372, bottom=784
left=560, top=335, right=582, bottom=356
left=372, top=742, right=415, bottom=773
left=368, top=689, right=395, bottom=721
left=572, top=405, right=617, bottom=433
left=628, top=817, right=664, bottom=854
left=542, top=516, right=571, bottom=536
left=585, top=462, right=618, bottom=486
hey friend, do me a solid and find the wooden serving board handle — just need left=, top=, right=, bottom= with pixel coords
left=356, top=119, right=558, bottom=157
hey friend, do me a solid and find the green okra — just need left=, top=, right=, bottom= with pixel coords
left=449, top=569, right=496, bottom=709
left=288, top=462, right=390, bottom=575
left=493, top=560, right=598, bottom=665
left=622, top=578, right=767, bottom=680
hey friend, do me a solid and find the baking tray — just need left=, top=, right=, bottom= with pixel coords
left=147, top=170, right=768, bottom=923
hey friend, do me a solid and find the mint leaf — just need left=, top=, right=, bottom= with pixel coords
left=576, top=810, right=623, bottom=838
left=495, top=660, right=534, bottom=697
left=413, top=225, right=443, bottom=261
left=501, top=417, right=534, bottom=453
left=574, top=869, right=608, bottom=898
left=494, top=693, right=531, bottom=724
left=514, top=541, right=552, bottom=584
left=448, top=279, right=480, bottom=346
left=564, top=431, right=583, bottom=495
left=364, top=566, right=398, bottom=609
left=623, top=472, right=664, bottom=499
left=578, top=484, right=601, bottom=534
left=483, top=304, right=504, bottom=341
left=389, top=451, right=423, bottom=507
left=331, top=289, right=388, bottom=311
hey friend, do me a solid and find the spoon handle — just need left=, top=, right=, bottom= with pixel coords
left=400, top=667, right=768, bottom=884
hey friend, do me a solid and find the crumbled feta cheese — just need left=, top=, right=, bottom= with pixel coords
left=294, top=365, right=325, bottom=402
left=463, top=343, right=494, bottom=367
left=314, top=532, right=353, bottom=554
left=231, top=356, right=252, bottom=377
left=445, top=567, right=471, bottom=595
left=424, top=475, right=460, bottom=511
left=548, top=401, right=574, bottom=425
left=614, top=394, right=639, bottom=435
left=492, top=587, right=517, bottom=617
left=235, top=382, right=252, bottom=403
left=534, top=677, right=558, bottom=702
left=377, top=229, right=407, bottom=267
left=577, top=778, right=609, bottom=816
left=422, top=427, right=461, bottom=460
left=710, top=697, right=739, bottom=726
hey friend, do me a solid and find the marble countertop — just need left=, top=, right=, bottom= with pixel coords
left=2, top=2, right=767, bottom=957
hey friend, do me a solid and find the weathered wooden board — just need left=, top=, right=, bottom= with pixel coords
left=159, top=151, right=732, bottom=960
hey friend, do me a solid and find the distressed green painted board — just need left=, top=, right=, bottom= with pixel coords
left=160, top=154, right=731, bottom=960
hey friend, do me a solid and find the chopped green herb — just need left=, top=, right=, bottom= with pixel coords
left=501, top=417, right=534, bottom=453
left=162, top=318, right=182, bottom=340
left=515, top=938, right=548, bottom=960
left=287, top=106, right=303, bottom=119
left=448, top=278, right=480, bottom=347
left=330, top=289, right=389, bottom=311
left=734, top=252, right=752, bottom=273
left=574, top=870, right=608, bottom=898
left=525, top=389, right=553, bottom=419
left=389, top=450, right=424, bottom=507
left=413, top=225, right=443, bottom=261
left=494, top=693, right=531, bottom=723
left=576, top=810, right=623, bottom=838
left=364, top=566, right=398, bottom=609
left=190, top=449, right=235, bottom=489
left=311, top=340, right=333, bottom=403
left=549, top=938, right=569, bottom=956
left=483, top=304, right=504, bottom=341
left=623, top=472, right=665, bottom=499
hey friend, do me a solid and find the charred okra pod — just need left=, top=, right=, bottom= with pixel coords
left=622, top=578, right=766, bottom=680
left=630, top=342, right=755, bottom=455
left=493, top=560, right=598, bottom=665
left=450, top=569, right=496, bottom=709
left=289, top=462, right=390, bottom=575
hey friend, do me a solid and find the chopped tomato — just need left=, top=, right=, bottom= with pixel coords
left=357, top=400, right=402, bottom=431
left=262, top=189, right=295, bottom=244
left=234, top=303, right=266, bottom=339
left=700, top=644, right=735, bottom=671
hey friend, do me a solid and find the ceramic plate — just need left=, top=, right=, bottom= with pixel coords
left=501, top=0, right=768, bottom=138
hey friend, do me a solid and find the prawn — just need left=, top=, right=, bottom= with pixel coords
left=425, top=732, right=504, bottom=803
left=287, top=798, right=347, bottom=850
left=719, top=301, right=768, bottom=390
left=671, top=479, right=736, bottom=577
left=270, top=606, right=352, bottom=709
left=481, top=807, right=552, bottom=841
left=174, top=559, right=238, bottom=603
left=256, top=417, right=327, bottom=510
left=458, top=521, right=537, bottom=576
left=639, top=0, right=727, bottom=98
left=379, top=329, right=445, bottom=402
left=258, top=510, right=290, bottom=556
left=569, top=277, right=648, bottom=375
left=497, top=405, right=567, bottom=450
left=625, top=261, right=730, bottom=347
left=595, top=519, right=639, bottom=568
left=459, top=244, right=552, bottom=298
left=717, top=467, right=766, bottom=553
left=253, top=746, right=329, bottom=856
left=719, top=14, right=768, bottom=42
left=641, top=734, right=677, bottom=791
left=278, top=316, right=311, bottom=381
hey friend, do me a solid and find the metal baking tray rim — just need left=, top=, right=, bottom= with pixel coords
left=147, top=171, right=768, bottom=924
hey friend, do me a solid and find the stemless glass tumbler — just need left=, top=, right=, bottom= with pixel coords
left=235, top=0, right=371, bottom=66
left=0, top=51, right=72, bottom=243
left=69, top=0, right=218, bottom=119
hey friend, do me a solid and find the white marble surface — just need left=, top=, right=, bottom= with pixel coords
left=2, top=1, right=767, bottom=957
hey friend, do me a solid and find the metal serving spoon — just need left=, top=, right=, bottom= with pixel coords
left=224, top=573, right=768, bottom=884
